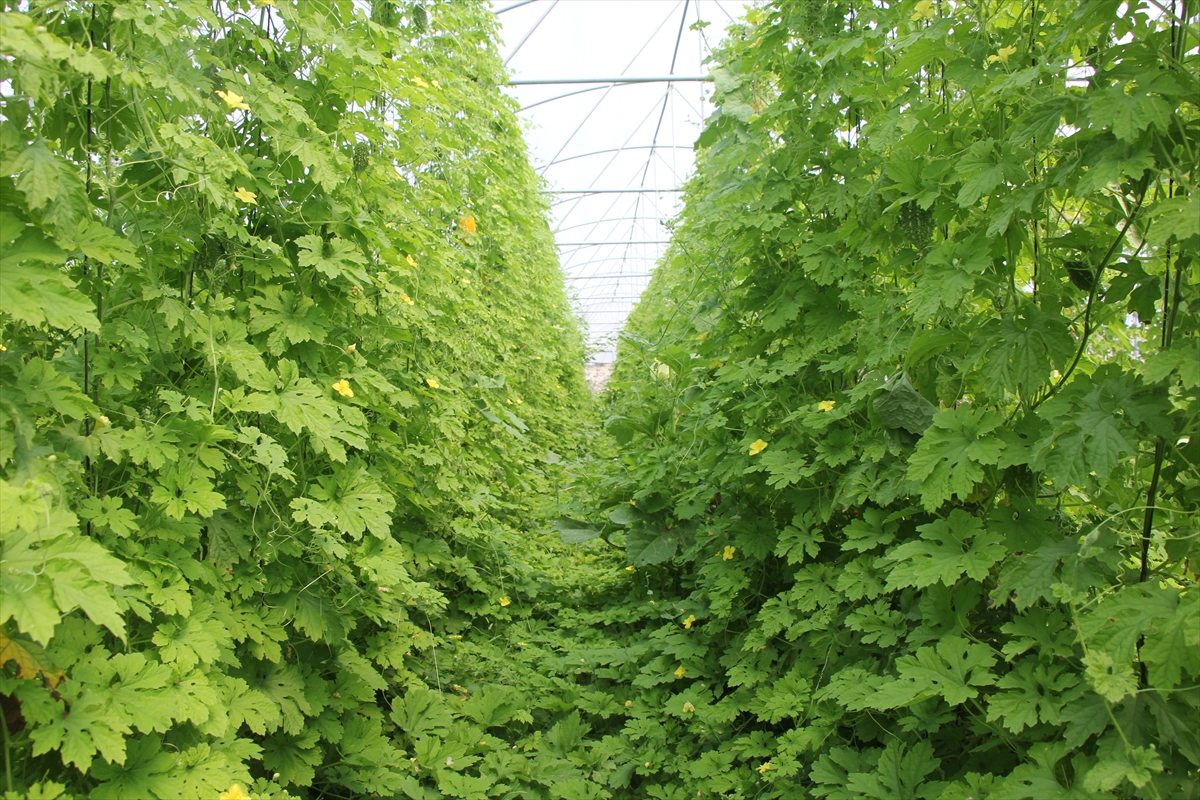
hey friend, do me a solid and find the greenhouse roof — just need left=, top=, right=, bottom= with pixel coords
left=493, top=0, right=746, bottom=362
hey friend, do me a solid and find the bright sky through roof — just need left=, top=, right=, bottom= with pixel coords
left=492, top=0, right=747, bottom=362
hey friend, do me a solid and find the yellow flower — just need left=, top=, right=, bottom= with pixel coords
left=818, top=400, right=836, bottom=412
left=987, top=45, right=1019, bottom=65
left=345, top=344, right=356, bottom=354
left=748, top=439, right=768, bottom=456
left=683, top=614, right=696, bottom=629
left=216, top=90, right=250, bottom=111
left=220, top=785, right=251, bottom=800
left=480, top=740, right=488, bottom=746
left=624, top=700, right=633, bottom=708
left=517, top=641, right=527, bottom=647
left=461, top=277, right=470, bottom=286
left=499, top=596, right=511, bottom=607
left=625, top=565, right=635, bottom=572
left=722, top=546, right=736, bottom=561
left=233, top=187, right=257, bottom=205
left=413, top=77, right=429, bottom=88
left=459, top=215, right=477, bottom=234
left=674, top=665, right=686, bottom=679
left=400, top=292, right=414, bottom=306
left=910, top=0, right=935, bottom=21
left=757, top=761, right=772, bottom=774
left=426, top=378, right=440, bottom=389
left=406, top=254, right=418, bottom=267
left=682, top=702, right=695, bottom=713
left=94, top=415, right=111, bottom=429
left=332, top=379, right=353, bottom=398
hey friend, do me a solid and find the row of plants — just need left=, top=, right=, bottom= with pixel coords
left=0, top=0, right=603, bottom=796
left=529, top=0, right=1199, bottom=797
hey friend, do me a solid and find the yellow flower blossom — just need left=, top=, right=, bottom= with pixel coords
left=345, top=344, right=356, bottom=353
left=749, top=439, right=768, bottom=456
left=624, top=700, right=633, bottom=708
left=426, top=378, right=440, bottom=389
left=517, top=641, right=527, bottom=647
left=911, top=0, right=935, bottom=21
left=216, top=90, right=250, bottom=111
left=757, top=761, right=772, bottom=774
left=332, top=379, right=353, bottom=398
left=413, top=77, right=429, bottom=88
left=233, top=187, right=257, bottom=205
left=461, top=277, right=470, bottom=286
left=722, top=546, right=736, bottom=561
left=220, top=785, right=251, bottom=800
left=683, top=614, right=696, bottom=629
left=818, top=400, right=836, bottom=412
left=682, top=701, right=695, bottom=713
left=674, top=665, right=686, bottom=679
left=987, top=45, right=1019, bottom=65
left=480, top=740, right=488, bottom=746
left=499, top=596, right=511, bottom=607
left=400, top=292, right=414, bottom=306
left=406, top=254, right=418, bottom=267
left=459, top=215, right=477, bottom=234
left=625, top=565, right=635, bottom=572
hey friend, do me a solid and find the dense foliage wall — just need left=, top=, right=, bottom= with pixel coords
left=552, top=0, right=1198, bottom=797
left=0, top=0, right=593, bottom=796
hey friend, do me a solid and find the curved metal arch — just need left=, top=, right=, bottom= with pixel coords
left=539, top=0, right=684, bottom=175
left=504, top=0, right=559, bottom=67
left=554, top=215, right=666, bottom=234
left=520, top=84, right=610, bottom=112
left=544, top=145, right=693, bottom=167
left=497, top=0, right=540, bottom=13
left=564, top=253, right=660, bottom=268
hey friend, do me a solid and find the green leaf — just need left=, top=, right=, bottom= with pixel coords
left=554, top=518, right=603, bottom=544
left=1081, top=745, right=1163, bottom=792
left=1082, top=651, right=1138, bottom=704
left=68, top=218, right=141, bottom=266
left=151, top=602, right=233, bottom=672
left=840, top=508, right=899, bottom=553
left=290, top=462, right=394, bottom=540
left=0, top=229, right=98, bottom=331
left=295, top=234, right=370, bottom=285
left=1088, top=83, right=1173, bottom=142
left=884, top=509, right=1006, bottom=590
left=986, top=660, right=1080, bottom=733
left=390, top=687, right=452, bottom=739
left=9, top=139, right=61, bottom=209
left=1144, top=194, right=1200, bottom=247
left=906, top=406, right=1005, bottom=511
left=874, top=374, right=936, bottom=434
left=626, top=524, right=682, bottom=566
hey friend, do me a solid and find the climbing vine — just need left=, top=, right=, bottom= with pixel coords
left=0, top=0, right=592, bottom=796
left=548, top=0, right=1199, bottom=797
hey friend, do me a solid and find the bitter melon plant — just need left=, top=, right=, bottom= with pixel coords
left=543, top=0, right=1200, bottom=797
left=0, top=0, right=594, bottom=796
